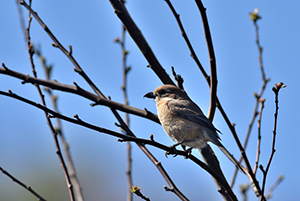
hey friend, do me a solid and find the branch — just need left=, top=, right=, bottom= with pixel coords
left=109, top=0, right=175, bottom=85
left=194, top=0, right=218, bottom=121
left=164, top=2, right=237, bottom=200
left=260, top=82, right=286, bottom=198
left=0, top=166, right=47, bottom=201
left=15, top=3, right=188, bottom=200
left=115, top=21, right=133, bottom=201
left=0, top=65, right=159, bottom=123
left=19, top=0, right=104, bottom=98
left=253, top=98, right=265, bottom=174
left=0, top=89, right=238, bottom=201
left=231, top=8, right=269, bottom=189
left=36, top=46, right=84, bottom=201
left=23, top=2, right=75, bottom=200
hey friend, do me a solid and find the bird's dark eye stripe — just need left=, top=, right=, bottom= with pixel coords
left=160, top=89, right=166, bottom=94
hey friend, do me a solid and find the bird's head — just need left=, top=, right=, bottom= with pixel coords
left=144, top=85, right=188, bottom=102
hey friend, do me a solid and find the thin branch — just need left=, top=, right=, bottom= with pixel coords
left=0, top=166, right=47, bottom=201
left=266, top=175, right=284, bottom=199
left=19, top=0, right=104, bottom=98
left=130, top=185, right=150, bottom=201
left=0, top=65, right=159, bottom=123
left=17, top=3, right=189, bottom=199
left=260, top=82, right=286, bottom=198
left=165, top=0, right=208, bottom=81
left=165, top=3, right=234, bottom=200
left=0, top=89, right=239, bottom=201
left=253, top=98, right=265, bottom=174
left=109, top=0, right=175, bottom=85
left=23, top=1, right=75, bottom=200
left=217, top=99, right=263, bottom=199
left=193, top=0, right=218, bottom=121
left=116, top=21, right=133, bottom=201
left=231, top=8, right=270, bottom=188
left=36, top=47, right=84, bottom=201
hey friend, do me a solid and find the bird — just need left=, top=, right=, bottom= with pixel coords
left=144, top=84, right=245, bottom=173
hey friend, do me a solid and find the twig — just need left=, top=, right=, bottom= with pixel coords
left=165, top=3, right=234, bottom=200
left=19, top=0, right=104, bottom=98
left=109, top=0, right=174, bottom=85
left=260, top=82, right=286, bottom=198
left=193, top=0, right=218, bottom=121
left=115, top=20, right=133, bottom=201
left=0, top=89, right=240, bottom=201
left=266, top=175, right=284, bottom=199
left=253, top=98, right=265, bottom=174
left=231, top=8, right=269, bottom=190
left=23, top=1, right=75, bottom=200
left=171, top=66, right=184, bottom=90
left=17, top=2, right=189, bottom=199
left=36, top=47, right=84, bottom=201
left=0, top=66, right=159, bottom=123
left=130, top=185, right=150, bottom=201
left=0, top=166, right=47, bottom=201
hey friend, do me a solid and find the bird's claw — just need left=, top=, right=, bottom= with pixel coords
left=181, top=145, right=193, bottom=158
left=165, top=144, right=180, bottom=157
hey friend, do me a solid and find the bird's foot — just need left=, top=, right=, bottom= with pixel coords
left=165, top=143, right=181, bottom=157
left=181, top=145, right=193, bottom=158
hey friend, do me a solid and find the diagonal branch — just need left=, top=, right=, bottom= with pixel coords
left=19, top=0, right=104, bottom=98
left=0, top=166, right=47, bottom=201
left=0, top=89, right=238, bottom=201
left=109, top=0, right=174, bottom=85
left=0, top=65, right=159, bottom=123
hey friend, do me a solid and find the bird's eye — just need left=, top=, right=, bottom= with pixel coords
left=158, top=89, right=167, bottom=96
left=159, top=89, right=167, bottom=95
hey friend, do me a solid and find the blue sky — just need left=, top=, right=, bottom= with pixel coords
left=0, top=0, right=299, bottom=200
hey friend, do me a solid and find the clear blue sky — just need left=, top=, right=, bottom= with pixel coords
left=0, top=0, right=298, bottom=200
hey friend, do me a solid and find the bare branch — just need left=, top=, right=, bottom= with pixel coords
left=109, top=0, right=175, bottom=85
left=35, top=46, right=84, bottom=201
left=0, top=65, right=159, bottom=123
left=260, top=82, right=286, bottom=197
left=116, top=21, right=133, bottom=201
left=0, top=89, right=238, bottom=201
left=22, top=2, right=75, bottom=200
left=253, top=98, right=265, bottom=174
left=19, top=0, right=105, bottom=98
left=0, top=166, right=47, bottom=201
left=194, top=0, right=218, bottom=121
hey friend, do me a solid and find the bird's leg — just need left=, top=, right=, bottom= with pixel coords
left=181, top=145, right=193, bottom=156
left=165, top=142, right=181, bottom=157
left=165, top=140, right=193, bottom=157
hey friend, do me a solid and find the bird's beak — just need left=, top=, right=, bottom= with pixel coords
left=143, top=92, right=156, bottom=99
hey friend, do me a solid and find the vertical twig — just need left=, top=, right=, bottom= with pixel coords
left=19, top=1, right=188, bottom=200
left=260, top=82, right=285, bottom=198
left=253, top=98, right=265, bottom=174
left=36, top=47, right=84, bottom=201
left=116, top=11, right=133, bottom=200
left=23, top=1, right=75, bottom=200
left=231, top=8, right=269, bottom=188
left=193, top=0, right=217, bottom=121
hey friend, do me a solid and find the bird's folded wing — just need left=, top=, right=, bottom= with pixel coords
left=167, top=100, right=221, bottom=135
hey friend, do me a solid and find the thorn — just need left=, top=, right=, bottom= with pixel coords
left=51, top=43, right=58, bottom=48
left=150, top=134, right=154, bottom=141
left=68, top=45, right=73, bottom=55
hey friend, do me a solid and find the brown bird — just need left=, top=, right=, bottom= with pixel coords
left=144, top=84, right=245, bottom=173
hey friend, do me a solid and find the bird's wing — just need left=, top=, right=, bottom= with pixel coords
left=167, top=100, right=221, bottom=134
